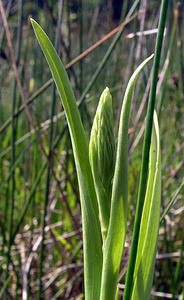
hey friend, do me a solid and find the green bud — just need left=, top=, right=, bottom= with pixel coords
left=89, top=87, right=115, bottom=239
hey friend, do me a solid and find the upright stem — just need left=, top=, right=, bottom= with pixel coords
left=66, top=0, right=71, bottom=62
left=79, top=0, right=83, bottom=93
left=6, top=0, right=23, bottom=279
left=123, top=1, right=168, bottom=299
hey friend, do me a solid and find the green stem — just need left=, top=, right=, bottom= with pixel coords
left=156, top=6, right=177, bottom=115
left=79, top=0, right=83, bottom=93
left=123, top=1, right=168, bottom=299
left=6, top=0, right=23, bottom=280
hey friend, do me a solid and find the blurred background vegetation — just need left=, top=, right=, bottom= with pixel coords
left=0, top=0, right=183, bottom=299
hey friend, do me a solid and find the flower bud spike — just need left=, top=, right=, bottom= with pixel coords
left=89, top=87, right=115, bottom=240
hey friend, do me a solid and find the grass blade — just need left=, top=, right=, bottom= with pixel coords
left=31, top=19, right=102, bottom=300
left=130, top=111, right=161, bottom=300
left=100, top=54, right=153, bottom=300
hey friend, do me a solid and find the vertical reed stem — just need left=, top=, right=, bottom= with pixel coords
left=123, top=1, right=168, bottom=299
left=6, top=0, right=23, bottom=280
left=79, top=0, right=83, bottom=93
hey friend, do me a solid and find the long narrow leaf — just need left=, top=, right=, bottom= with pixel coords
left=100, top=54, right=153, bottom=300
left=31, top=19, right=102, bottom=300
left=130, top=111, right=161, bottom=300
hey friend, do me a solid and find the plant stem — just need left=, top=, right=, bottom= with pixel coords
left=123, top=1, right=168, bottom=299
left=79, top=0, right=83, bottom=93
left=6, top=0, right=23, bottom=280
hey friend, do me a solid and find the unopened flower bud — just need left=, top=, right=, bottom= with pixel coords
left=89, top=87, right=115, bottom=239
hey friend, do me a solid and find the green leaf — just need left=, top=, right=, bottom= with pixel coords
left=100, top=54, right=154, bottom=300
left=130, top=111, right=161, bottom=300
left=31, top=19, right=102, bottom=300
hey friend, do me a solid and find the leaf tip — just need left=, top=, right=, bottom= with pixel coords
left=150, top=53, right=154, bottom=59
left=30, top=18, right=36, bottom=26
left=30, top=18, right=41, bottom=33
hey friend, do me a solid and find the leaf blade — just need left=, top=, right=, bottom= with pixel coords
left=100, top=55, right=153, bottom=300
left=31, top=19, right=103, bottom=300
left=130, top=111, right=161, bottom=300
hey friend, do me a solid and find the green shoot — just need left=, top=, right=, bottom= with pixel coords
left=31, top=12, right=163, bottom=300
